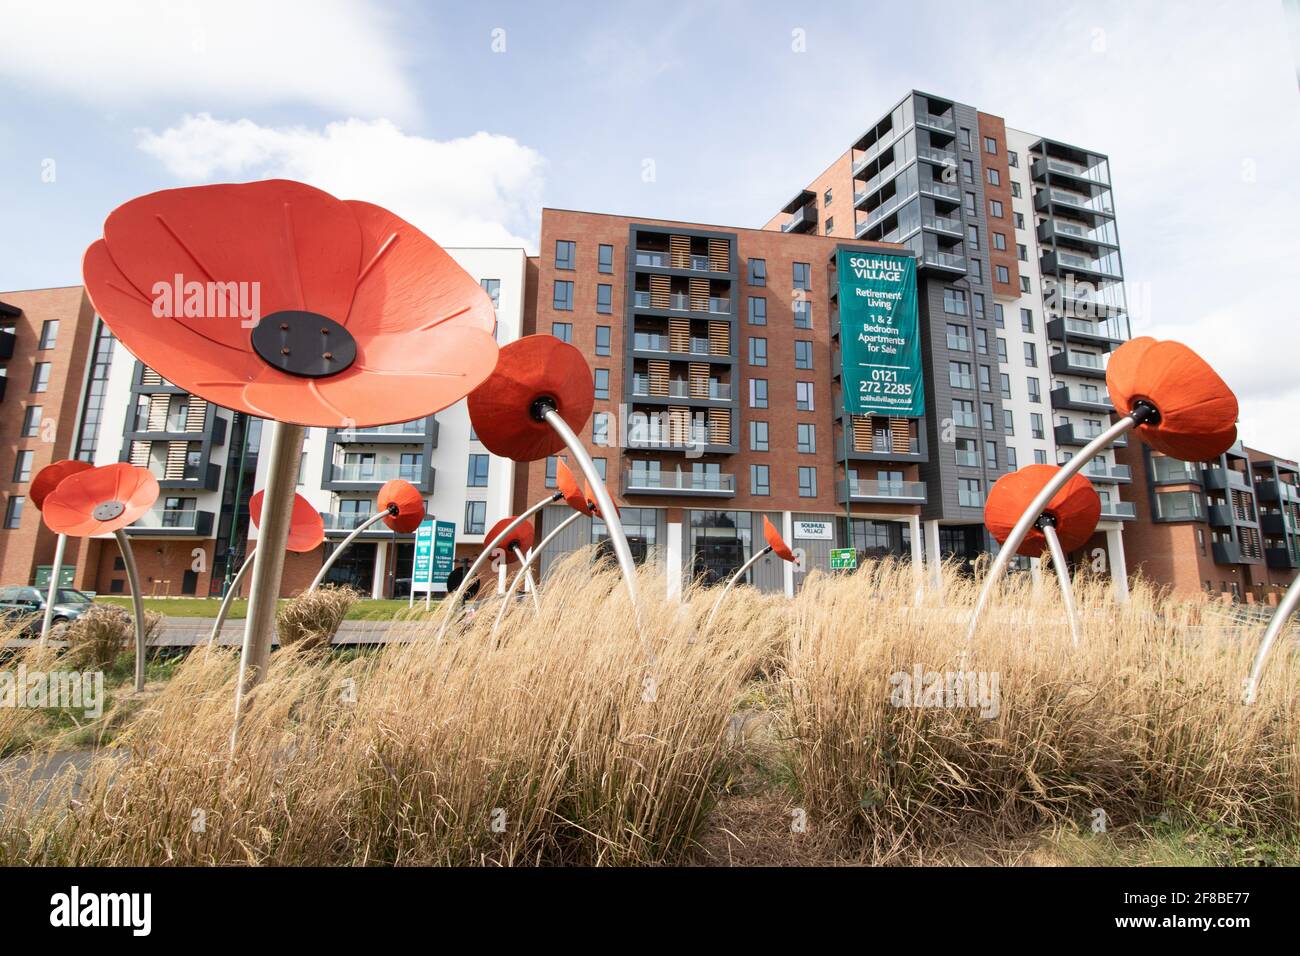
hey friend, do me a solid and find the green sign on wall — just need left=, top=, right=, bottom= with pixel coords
left=830, top=548, right=858, bottom=571
left=835, top=249, right=923, bottom=418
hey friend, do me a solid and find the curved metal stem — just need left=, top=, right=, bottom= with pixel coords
left=1244, top=576, right=1300, bottom=703
left=1042, top=522, right=1080, bottom=649
left=207, top=547, right=256, bottom=649
left=541, top=407, right=637, bottom=606
left=113, top=529, right=147, bottom=693
left=705, top=545, right=772, bottom=632
left=510, top=545, right=542, bottom=611
left=967, top=413, right=1138, bottom=642
left=433, top=492, right=561, bottom=643
left=309, top=510, right=391, bottom=591
left=493, top=510, right=583, bottom=638
left=39, top=533, right=67, bottom=646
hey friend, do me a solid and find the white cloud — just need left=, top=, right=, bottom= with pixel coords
left=0, top=0, right=415, bottom=119
left=137, top=114, right=544, bottom=250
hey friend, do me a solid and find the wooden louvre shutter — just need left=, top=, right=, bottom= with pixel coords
left=707, top=238, right=729, bottom=272
left=140, top=367, right=163, bottom=387
left=649, top=275, right=671, bottom=309
left=851, top=415, right=872, bottom=452
left=688, top=363, right=710, bottom=398
left=890, top=417, right=912, bottom=455
left=688, top=277, right=709, bottom=312
left=707, top=408, right=730, bottom=445
left=669, top=235, right=690, bottom=269
left=648, top=359, right=669, bottom=396
left=668, top=317, right=690, bottom=354
left=147, top=393, right=169, bottom=432
left=186, top=396, right=207, bottom=432
left=708, top=321, right=729, bottom=356
left=165, top=441, right=188, bottom=479
left=129, top=441, right=151, bottom=466
left=668, top=406, right=690, bottom=445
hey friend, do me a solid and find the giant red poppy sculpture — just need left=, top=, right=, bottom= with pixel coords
left=309, top=479, right=424, bottom=591
left=968, top=336, right=1237, bottom=642
left=29, top=459, right=93, bottom=644
left=81, top=179, right=499, bottom=728
left=705, top=517, right=797, bottom=631
left=982, top=465, right=1101, bottom=647
left=41, top=463, right=159, bottom=691
left=208, top=492, right=325, bottom=648
left=465, top=334, right=638, bottom=603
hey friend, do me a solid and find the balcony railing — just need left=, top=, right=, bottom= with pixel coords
left=920, top=250, right=966, bottom=272
left=624, top=470, right=735, bottom=493
left=1043, top=187, right=1114, bottom=214
left=330, top=463, right=422, bottom=482
left=1100, top=500, right=1137, bottom=520
left=923, top=214, right=962, bottom=235
left=631, top=376, right=731, bottom=400
left=632, top=249, right=722, bottom=273
left=631, top=332, right=724, bottom=357
left=1152, top=458, right=1202, bottom=483
left=631, top=291, right=730, bottom=313
left=920, top=180, right=960, bottom=201
left=845, top=478, right=927, bottom=501
left=322, top=511, right=378, bottom=531
left=127, top=508, right=214, bottom=535
left=916, top=111, right=955, bottom=131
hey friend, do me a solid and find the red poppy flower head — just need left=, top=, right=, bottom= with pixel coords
left=377, top=479, right=425, bottom=533
left=555, top=460, right=588, bottom=514
left=41, top=463, right=160, bottom=537
left=466, top=335, right=595, bottom=461
left=82, top=179, right=500, bottom=428
left=249, top=490, right=325, bottom=553
left=762, top=516, right=796, bottom=562
left=985, top=464, right=1101, bottom=558
left=1107, top=336, right=1238, bottom=461
left=485, top=516, right=535, bottom=564
left=30, top=459, right=93, bottom=512
left=582, top=480, right=619, bottom=520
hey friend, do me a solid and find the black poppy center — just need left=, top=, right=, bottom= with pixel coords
left=94, top=500, right=126, bottom=521
left=529, top=396, right=558, bottom=422
left=1130, top=396, right=1162, bottom=427
left=252, top=311, right=357, bottom=379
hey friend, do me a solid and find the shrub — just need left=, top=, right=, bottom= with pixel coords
left=276, top=586, right=358, bottom=651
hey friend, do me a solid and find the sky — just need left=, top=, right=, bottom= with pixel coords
left=2, top=0, right=1298, bottom=457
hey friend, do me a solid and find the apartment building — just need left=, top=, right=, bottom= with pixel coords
left=765, top=89, right=1134, bottom=586
left=0, top=247, right=526, bottom=599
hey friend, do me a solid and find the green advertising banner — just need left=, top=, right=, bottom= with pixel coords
left=433, top=520, right=456, bottom=589
left=836, top=249, right=923, bottom=418
left=412, top=518, right=435, bottom=595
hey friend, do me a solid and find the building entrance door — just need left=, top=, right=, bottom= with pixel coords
left=693, top=537, right=743, bottom=586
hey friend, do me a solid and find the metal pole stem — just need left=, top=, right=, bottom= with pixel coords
left=309, top=509, right=392, bottom=591
left=1041, top=521, right=1080, bottom=649
left=232, top=420, right=304, bottom=749
left=1244, top=576, right=1300, bottom=703
left=113, top=529, right=147, bottom=693
left=510, top=545, right=542, bottom=611
left=493, top=510, right=583, bottom=638
left=433, top=492, right=561, bottom=643
left=207, top=546, right=255, bottom=649
left=966, top=413, right=1140, bottom=642
left=541, top=407, right=638, bottom=605
left=39, top=533, right=67, bottom=646
left=705, top=545, right=772, bottom=632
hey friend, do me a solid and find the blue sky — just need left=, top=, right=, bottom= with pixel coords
left=2, top=0, right=1298, bottom=455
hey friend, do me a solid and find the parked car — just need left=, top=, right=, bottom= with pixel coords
left=0, top=586, right=95, bottom=637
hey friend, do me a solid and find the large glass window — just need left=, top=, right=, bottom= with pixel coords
left=555, top=240, right=576, bottom=270
left=467, top=454, right=489, bottom=487
left=464, top=500, right=486, bottom=534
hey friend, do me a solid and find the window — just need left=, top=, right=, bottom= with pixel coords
left=480, top=278, right=501, bottom=309
left=824, top=187, right=833, bottom=205
left=798, top=466, right=817, bottom=498
left=21, top=405, right=41, bottom=438
left=797, top=423, right=816, bottom=453
left=795, top=340, right=813, bottom=369
left=976, top=328, right=988, bottom=354
left=464, top=500, right=486, bottom=535
left=555, top=240, right=576, bottom=270
left=986, top=168, right=1000, bottom=187
left=984, top=136, right=998, bottom=155
left=552, top=281, right=573, bottom=311
left=593, top=457, right=607, bottom=481
left=592, top=412, right=611, bottom=445
left=1027, top=377, right=1041, bottom=403
left=749, top=378, right=768, bottom=409
left=949, top=361, right=973, bottom=389
left=982, top=402, right=996, bottom=430
left=994, top=303, right=1005, bottom=327
left=995, top=265, right=1010, bottom=284
left=1008, top=150, right=1019, bottom=168
left=748, top=296, right=767, bottom=325
left=748, top=337, right=768, bottom=366
left=943, top=288, right=967, bottom=315
left=595, top=326, right=611, bottom=356
left=960, top=127, right=972, bottom=150
left=952, top=399, right=976, bottom=427
left=956, top=438, right=979, bottom=466
left=31, top=363, right=50, bottom=392
left=750, top=464, right=770, bottom=496
left=962, top=158, right=975, bottom=183
left=958, top=478, right=983, bottom=507
left=38, top=320, right=59, bottom=350
left=1031, top=413, right=1045, bottom=440
left=596, top=284, right=612, bottom=314
left=1003, top=409, right=1015, bottom=434
left=992, top=232, right=1007, bottom=251
left=996, top=337, right=1008, bottom=363
left=598, top=243, right=614, bottom=274
left=748, top=258, right=767, bottom=286
left=594, top=368, right=610, bottom=399
left=1000, top=373, right=1012, bottom=398
left=795, top=381, right=814, bottom=411
left=1034, top=449, right=1048, bottom=465
left=985, top=441, right=998, bottom=470
left=1006, top=446, right=1018, bottom=469
left=750, top=420, right=769, bottom=451
left=545, top=457, right=558, bottom=488
left=978, top=365, right=992, bottom=392
left=989, top=199, right=1004, bottom=218
left=3, top=496, right=23, bottom=530
left=792, top=262, right=811, bottom=290
left=466, top=454, right=489, bottom=487
left=947, top=323, right=970, bottom=351
left=1010, top=181, right=1021, bottom=198
left=1020, top=275, right=1031, bottom=293
left=13, top=450, right=33, bottom=482
left=793, top=299, right=811, bottom=328
left=824, top=217, right=834, bottom=234
left=551, top=321, right=573, bottom=343
left=964, top=191, right=977, bottom=215
left=966, top=224, right=979, bottom=248
left=1024, top=342, right=1037, bottom=367
left=1017, top=244, right=1028, bottom=261
left=1020, top=308, right=1034, bottom=333
left=1014, top=211, right=1025, bottom=229
left=968, top=258, right=982, bottom=282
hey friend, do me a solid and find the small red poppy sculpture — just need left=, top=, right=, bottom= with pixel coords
left=982, top=465, right=1101, bottom=647
left=208, top=492, right=325, bottom=648
left=705, top=517, right=797, bottom=631
left=466, top=335, right=638, bottom=603
left=81, top=179, right=498, bottom=731
left=29, top=459, right=93, bottom=645
left=309, top=479, right=424, bottom=591
left=41, top=463, right=159, bottom=692
left=968, top=336, right=1237, bottom=642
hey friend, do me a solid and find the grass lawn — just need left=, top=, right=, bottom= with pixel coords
left=98, top=596, right=441, bottom=620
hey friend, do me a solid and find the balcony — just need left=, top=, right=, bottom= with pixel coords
left=918, top=250, right=967, bottom=276
left=837, top=477, right=926, bottom=505
left=1204, top=467, right=1252, bottom=493
left=621, top=468, right=735, bottom=497
left=1266, top=547, right=1300, bottom=570
left=1047, top=316, right=1126, bottom=350
left=125, top=508, right=215, bottom=536
left=1050, top=349, right=1108, bottom=379
left=334, top=421, right=429, bottom=444
left=862, top=189, right=919, bottom=231
left=631, top=249, right=723, bottom=274
left=1041, top=250, right=1123, bottom=284
left=1255, top=479, right=1300, bottom=504
left=631, top=331, right=729, bottom=359
left=1213, top=540, right=1261, bottom=565
left=630, top=375, right=731, bottom=401
left=782, top=204, right=818, bottom=234
left=1051, top=385, right=1113, bottom=413
left=1099, top=500, right=1137, bottom=521
left=1038, top=218, right=1118, bottom=253
left=1031, top=156, right=1110, bottom=188
left=1151, top=457, right=1203, bottom=484
left=1035, top=187, right=1115, bottom=225
left=1208, top=503, right=1234, bottom=528
left=1055, top=421, right=1112, bottom=447
left=631, top=291, right=731, bottom=315
left=1260, top=512, right=1290, bottom=536
left=916, top=111, right=956, bottom=133
left=920, top=180, right=961, bottom=203
left=1082, top=461, right=1132, bottom=484
left=0, top=327, right=14, bottom=360
left=329, top=463, right=423, bottom=483
left=1153, top=492, right=1204, bottom=521
left=922, top=214, right=962, bottom=237
left=0, top=374, right=6, bottom=403
left=917, top=145, right=957, bottom=168
left=836, top=433, right=923, bottom=461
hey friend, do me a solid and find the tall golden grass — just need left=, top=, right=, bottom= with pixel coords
left=0, top=551, right=1295, bottom=865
